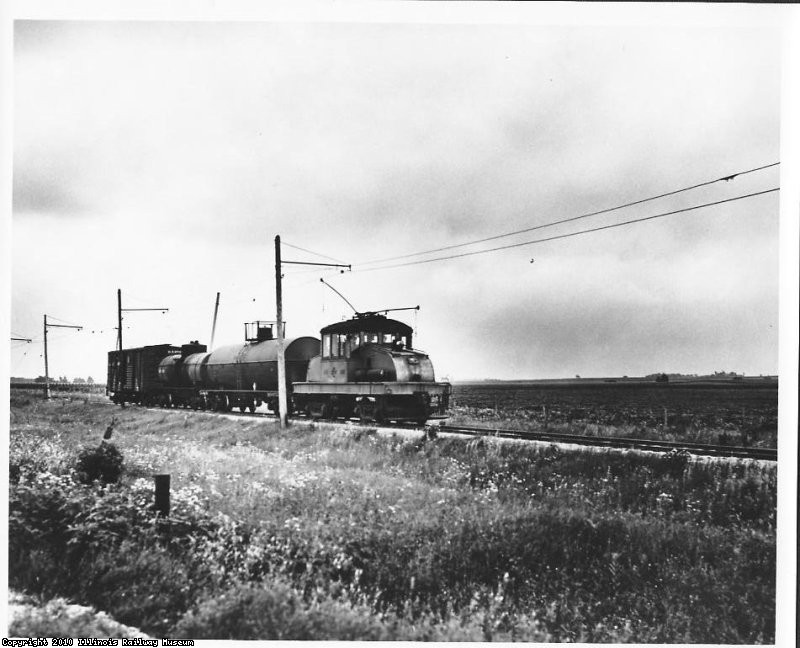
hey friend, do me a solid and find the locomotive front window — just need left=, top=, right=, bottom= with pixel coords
left=335, top=334, right=349, bottom=358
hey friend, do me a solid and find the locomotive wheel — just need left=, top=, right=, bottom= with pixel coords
left=337, top=405, right=354, bottom=420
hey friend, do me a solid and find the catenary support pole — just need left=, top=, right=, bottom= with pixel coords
left=117, top=288, right=123, bottom=352
left=43, top=314, right=50, bottom=399
left=275, top=235, right=288, bottom=428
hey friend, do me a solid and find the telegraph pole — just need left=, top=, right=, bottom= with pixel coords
left=115, top=289, right=169, bottom=395
left=117, top=289, right=123, bottom=352
left=275, top=236, right=288, bottom=428
left=43, top=315, right=49, bottom=399
left=116, top=289, right=169, bottom=349
left=43, top=314, right=82, bottom=399
left=274, top=235, right=350, bottom=428
left=210, top=292, right=220, bottom=350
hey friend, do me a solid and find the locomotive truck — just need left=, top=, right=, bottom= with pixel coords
left=107, top=313, right=450, bottom=424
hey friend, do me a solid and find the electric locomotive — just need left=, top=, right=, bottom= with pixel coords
left=293, top=312, right=450, bottom=424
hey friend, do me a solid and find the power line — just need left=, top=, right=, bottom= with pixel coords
left=43, top=315, right=82, bottom=328
left=282, top=241, right=347, bottom=264
left=355, top=161, right=780, bottom=267
left=352, top=187, right=779, bottom=273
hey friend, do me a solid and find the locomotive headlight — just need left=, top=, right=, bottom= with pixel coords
left=407, top=357, right=419, bottom=364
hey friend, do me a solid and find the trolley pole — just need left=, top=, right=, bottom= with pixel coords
left=275, top=236, right=288, bottom=428
left=210, top=292, right=221, bottom=350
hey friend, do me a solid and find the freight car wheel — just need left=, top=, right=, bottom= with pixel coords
left=219, top=395, right=231, bottom=412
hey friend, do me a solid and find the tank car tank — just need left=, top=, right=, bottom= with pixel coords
left=156, top=323, right=319, bottom=411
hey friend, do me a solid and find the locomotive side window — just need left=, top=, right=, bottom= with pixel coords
left=322, top=335, right=332, bottom=359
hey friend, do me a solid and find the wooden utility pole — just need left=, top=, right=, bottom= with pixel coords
left=275, top=236, right=288, bottom=428
left=116, top=289, right=169, bottom=349
left=210, top=292, right=220, bottom=350
left=117, top=289, right=123, bottom=352
left=43, top=315, right=50, bottom=399
left=273, top=235, right=351, bottom=428
left=115, top=289, right=169, bottom=395
left=43, top=314, right=83, bottom=399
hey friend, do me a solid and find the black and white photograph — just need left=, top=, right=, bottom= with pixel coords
left=3, top=1, right=798, bottom=643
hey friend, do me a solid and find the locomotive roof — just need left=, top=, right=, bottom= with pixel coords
left=320, top=313, right=412, bottom=336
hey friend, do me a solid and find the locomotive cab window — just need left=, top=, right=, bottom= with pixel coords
left=335, top=333, right=349, bottom=358
left=322, top=335, right=332, bottom=359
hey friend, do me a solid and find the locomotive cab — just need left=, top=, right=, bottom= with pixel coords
left=296, top=312, right=450, bottom=423
left=309, top=313, right=434, bottom=384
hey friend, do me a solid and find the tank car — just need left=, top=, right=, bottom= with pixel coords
left=108, top=323, right=319, bottom=412
left=176, top=323, right=319, bottom=412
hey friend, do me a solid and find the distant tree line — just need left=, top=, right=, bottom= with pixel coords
left=29, top=376, right=96, bottom=384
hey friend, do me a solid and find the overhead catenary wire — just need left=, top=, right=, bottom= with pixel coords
left=282, top=241, right=347, bottom=265
left=355, top=161, right=780, bottom=267
left=351, top=187, right=779, bottom=273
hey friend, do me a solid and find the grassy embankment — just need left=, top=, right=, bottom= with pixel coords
left=9, top=393, right=776, bottom=642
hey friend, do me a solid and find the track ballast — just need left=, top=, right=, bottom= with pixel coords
left=165, top=405, right=777, bottom=462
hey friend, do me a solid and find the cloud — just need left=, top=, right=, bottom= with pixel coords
left=9, top=19, right=783, bottom=380
left=13, top=168, right=86, bottom=215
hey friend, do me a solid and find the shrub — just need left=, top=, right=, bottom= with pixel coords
left=76, top=443, right=124, bottom=484
left=8, top=592, right=151, bottom=639
left=173, top=580, right=390, bottom=640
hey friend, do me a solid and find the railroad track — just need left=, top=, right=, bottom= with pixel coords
left=428, top=423, right=777, bottom=461
left=122, top=402, right=779, bottom=462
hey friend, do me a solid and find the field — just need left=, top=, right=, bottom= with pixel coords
left=450, top=381, right=778, bottom=448
left=8, top=390, right=777, bottom=642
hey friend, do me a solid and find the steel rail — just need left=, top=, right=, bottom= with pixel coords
left=102, top=399, right=778, bottom=462
left=431, top=423, right=777, bottom=461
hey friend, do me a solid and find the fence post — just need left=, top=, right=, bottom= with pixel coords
left=154, top=474, right=170, bottom=516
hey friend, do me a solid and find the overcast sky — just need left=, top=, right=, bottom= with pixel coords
left=5, top=5, right=796, bottom=381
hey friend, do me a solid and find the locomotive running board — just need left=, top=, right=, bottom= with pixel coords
left=292, top=381, right=450, bottom=397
